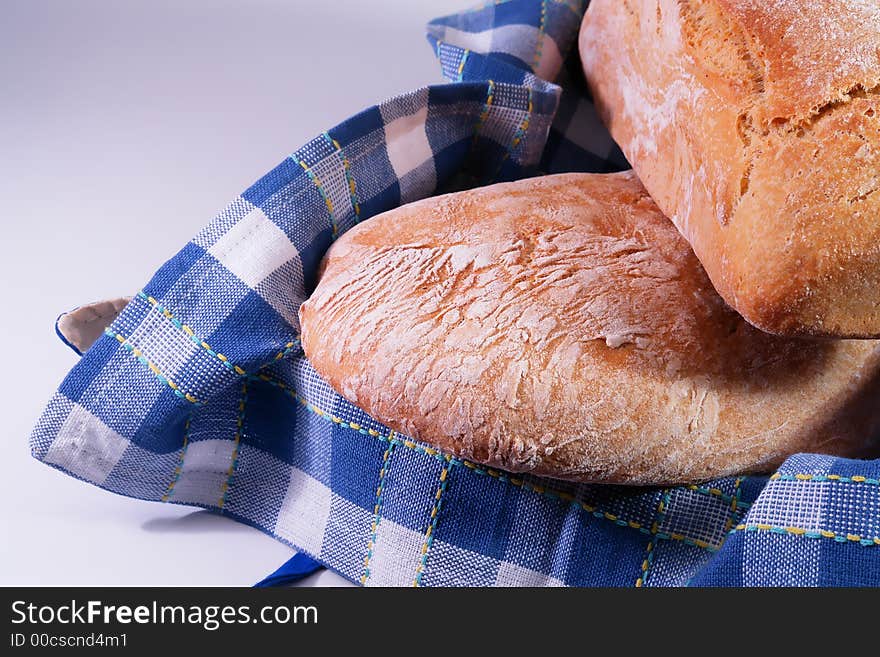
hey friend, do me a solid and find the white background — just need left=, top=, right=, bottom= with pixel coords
left=2, top=0, right=469, bottom=586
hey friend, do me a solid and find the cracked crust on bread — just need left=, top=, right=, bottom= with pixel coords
left=581, top=0, right=880, bottom=336
left=300, top=172, right=880, bottom=484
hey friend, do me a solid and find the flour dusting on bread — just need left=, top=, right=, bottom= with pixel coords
left=300, top=173, right=880, bottom=484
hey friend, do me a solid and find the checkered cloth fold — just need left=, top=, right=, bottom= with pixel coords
left=30, top=0, right=880, bottom=586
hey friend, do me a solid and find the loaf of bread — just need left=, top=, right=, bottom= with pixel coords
left=300, top=172, right=880, bottom=484
left=580, top=0, right=880, bottom=337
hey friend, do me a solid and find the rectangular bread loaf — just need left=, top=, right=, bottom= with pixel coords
left=580, top=0, right=880, bottom=336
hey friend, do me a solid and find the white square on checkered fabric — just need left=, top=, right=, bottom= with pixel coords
left=383, top=106, right=432, bottom=180
left=438, top=24, right=562, bottom=79
left=494, top=561, right=564, bottom=587
left=308, top=154, right=353, bottom=224
left=168, top=439, right=237, bottom=506
left=126, top=305, right=199, bottom=378
left=275, top=467, right=332, bottom=557
left=254, top=258, right=304, bottom=331
left=745, top=480, right=828, bottom=530
left=193, top=196, right=256, bottom=250
left=363, top=518, right=425, bottom=587
left=208, top=206, right=301, bottom=289
left=181, top=438, right=236, bottom=473
left=44, top=404, right=129, bottom=485
left=658, top=488, right=732, bottom=548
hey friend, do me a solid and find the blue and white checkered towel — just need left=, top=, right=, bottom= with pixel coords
left=30, top=0, right=880, bottom=586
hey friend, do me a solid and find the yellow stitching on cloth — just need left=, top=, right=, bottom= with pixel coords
left=251, top=372, right=724, bottom=553
left=413, top=462, right=451, bottom=587
left=770, top=472, right=880, bottom=486
left=473, top=79, right=495, bottom=145
left=531, top=0, right=548, bottom=73
left=298, top=159, right=338, bottom=238
left=138, top=292, right=248, bottom=376
left=457, top=48, right=470, bottom=81
left=140, top=292, right=301, bottom=373
left=635, top=541, right=654, bottom=588
left=361, top=437, right=396, bottom=585
left=491, top=88, right=533, bottom=181
left=273, top=339, right=302, bottom=362
left=105, top=329, right=203, bottom=405
left=723, top=478, right=744, bottom=534
left=685, top=484, right=749, bottom=508
left=636, top=488, right=670, bottom=587
left=732, top=523, right=880, bottom=547
left=162, top=415, right=192, bottom=502
left=321, top=132, right=361, bottom=223
left=218, top=382, right=248, bottom=509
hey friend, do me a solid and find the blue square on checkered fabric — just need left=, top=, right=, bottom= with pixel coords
left=356, top=181, right=401, bottom=226
left=242, top=157, right=302, bottom=207
left=210, top=290, right=286, bottom=366
left=130, top=392, right=193, bottom=453
left=745, top=532, right=822, bottom=586
left=688, top=533, right=745, bottom=586
left=818, top=541, right=880, bottom=586
left=432, top=139, right=476, bottom=190
left=562, top=511, right=647, bottom=586
left=266, top=176, right=332, bottom=246
left=184, top=380, right=244, bottom=436
left=146, top=242, right=207, bottom=299
left=297, top=229, right=333, bottom=294
left=30, top=393, right=75, bottom=460
left=432, top=465, right=518, bottom=559
left=428, top=83, right=489, bottom=107
left=738, top=476, right=768, bottom=507
left=377, top=443, right=446, bottom=532
left=501, top=486, right=571, bottom=573
left=420, top=541, right=500, bottom=587
left=398, top=159, right=438, bottom=204
left=578, top=485, right=662, bottom=529
left=287, top=402, right=335, bottom=486
left=329, top=417, right=388, bottom=510
left=463, top=51, right=536, bottom=86
left=347, top=150, right=400, bottom=223
left=76, top=351, right=163, bottom=438
left=103, top=442, right=181, bottom=502
left=194, top=197, right=255, bottom=251
left=494, top=0, right=542, bottom=26
left=822, top=455, right=880, bottom=484
left=425, top=103, right=481, bottom=155
left=821, top=479, right=880, bottom=538
left=324, top=133, right=394, bottom=225
left=58, top=336, right=117, bottom=402
left=223, top=445, right=292, bottom=530
left=320, top=494, right=372, bottom=582
left=258, top=172, right=330, bottom=245
left=545, top=0, right=583, bottom=43
left=159, top=253, right=252, bottom=338
left=243, top=377, right=333, bottom=485
left=641, top=539, right=715, bottom=587
left=329, top=106, right=385, bottom=149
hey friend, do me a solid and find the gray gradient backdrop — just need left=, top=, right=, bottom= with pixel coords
left=2, top=0, right=469, bottom=586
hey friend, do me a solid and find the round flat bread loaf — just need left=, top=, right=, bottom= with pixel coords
left=299, top=172, right=880, bottom=484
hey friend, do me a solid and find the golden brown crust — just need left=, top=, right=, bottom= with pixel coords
left=580, top=0, right=880, bottom=336
left=300, top=173, right=880, bottom=485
